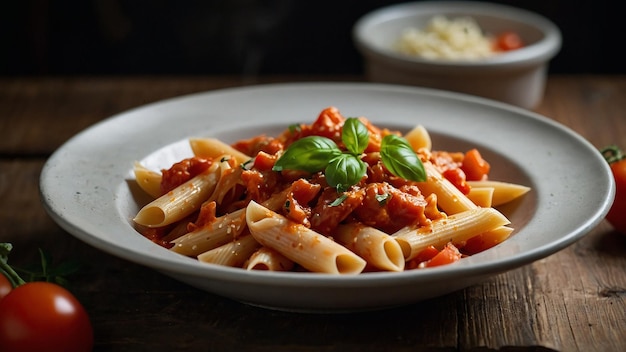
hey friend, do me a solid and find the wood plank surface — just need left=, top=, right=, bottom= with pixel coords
left=0, top=75, right=624, bottom=352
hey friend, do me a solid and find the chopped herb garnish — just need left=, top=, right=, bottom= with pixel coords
left=288, top=124, right=302, bottom=134
left=329, top=194, right=348, bottom=207
left=375, top=193, right=390, bottom=206
left=241, top=158, right=254, bottom=170
left=284, top=200, right=291, bottom=213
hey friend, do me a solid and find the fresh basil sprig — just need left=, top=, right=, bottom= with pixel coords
left=380, top=134, right=427, bottom=182
left=272, top=117, right=426, bottom=191
left=342, top=117, right=370, bottom=155
left=326, top=153, right=367, bottom=192
left=272, top=136, right=342, bottom=173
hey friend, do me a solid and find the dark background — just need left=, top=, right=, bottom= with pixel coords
left=1, top=0, right=621, bottom=77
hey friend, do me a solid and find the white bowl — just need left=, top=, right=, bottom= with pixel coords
left=40, top=83, right=613, bottom=312
left=353, top=1, right=562, bottom=109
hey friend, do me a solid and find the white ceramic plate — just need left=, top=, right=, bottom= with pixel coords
left=40, top=83, right=614, bottom=312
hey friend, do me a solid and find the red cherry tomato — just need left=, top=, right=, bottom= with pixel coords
left=0, top=282, right=94, bottom=352
left=0, top=273, right=11, bottom=300
left=603, top=146, right=626, bottom=234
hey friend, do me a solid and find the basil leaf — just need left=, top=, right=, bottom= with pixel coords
left=325, top=154, right=367, bottom=192
left=342, top=117, right=370, bottom=155
left=380, top=134, right=426, bottom=182
left=272, top=136, right=341, bottom=173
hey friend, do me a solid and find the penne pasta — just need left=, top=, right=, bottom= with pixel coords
left=245, top=201, right=367, bottom=274
left=189, top=138, right=251, bottom=164
left=133, top=162, right=163, bottom=199
left=404, top=124, right=432, bottom=152
left=245, top=247, right=295, bottom=271
left=393, top=207, right=510, bottom=260
left=467, top=186, right=494, bottom=207
left=467, top=180, right=531, bottom=206
left=334, top=223, right=405, bottom=271
left=197, top=233, right=260, bottom=267
left=170, top=208, right=247, bottom=257
left=207, top=156, right=244, bottom=205
left=462, top=226, right=514, bottom=254
left=134, top=162, right=220, bottom=227
left=160, top=216, right=195, bottom=243
left=417, top=161, right=477, bottom=214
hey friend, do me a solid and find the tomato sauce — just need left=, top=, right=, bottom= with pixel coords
left=140, top=106, right=501, bottom=270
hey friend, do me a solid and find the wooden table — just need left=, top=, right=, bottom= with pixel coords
left=1, top=75, right=625, bottom=351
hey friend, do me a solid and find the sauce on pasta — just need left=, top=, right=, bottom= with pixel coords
left=132, top=106, right=529, bottom=273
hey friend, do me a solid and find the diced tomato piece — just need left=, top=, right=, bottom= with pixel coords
left=414, top=245, right=440, bottom=263
left=253, top=151, right=277, bottom=171
left=443, top=168, right=471, bottom=194
left=425, top=243, right=462, bottom=267
left=310, top=106, right=345, bottom=142
left=232, top=136, right=283, bottom=156
left=160, top=157, right=212, bottom=194
left=461, top=148, right=490, bottom=181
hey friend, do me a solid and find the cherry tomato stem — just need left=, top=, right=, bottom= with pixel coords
left=0, top=248, right=26, bottom=288
left=601, top=145, right=624, bottom=164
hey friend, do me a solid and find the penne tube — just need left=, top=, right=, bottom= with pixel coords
left=467, top=180, right=531, bottom=206
left=133, top=162, right=220, bottom=227
left=393, top=207, right=510, bottom=260
left=404, top=124, right=432, bottom=152
left=245, top=201, right=367, bottom=274
left=416, top=161, right=477, bottom=214
left=133, top=162, right=163, bottom=199
left=260, top=187, right=291, bottom=212
left=197, top=233, right=260, bottom=267
left=207, top=156, right=244, bottom=205
left=460, top=226, right=515, bottom=255
left=160, top=216, right=195, bottom=243
left=245, top=247, right=295, bottom=271
left=481, top=225, right=514, bottom=243
left=475, top=225, right=514, bottom=246
left=467, top=187, right=494, bottom=207
left=334, top=223, right=405, bottom=272
left=170, top=208, right=247, bottom=256
left=189, top=138, right=251, bottom=164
